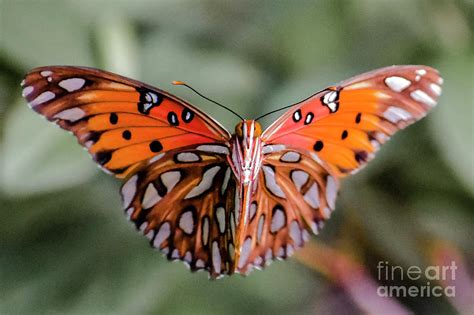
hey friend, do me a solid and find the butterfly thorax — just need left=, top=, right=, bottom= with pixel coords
left=230, top=120, right=263, bottom=186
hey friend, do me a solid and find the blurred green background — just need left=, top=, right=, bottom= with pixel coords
left=1, top=0, right=473, bottom=314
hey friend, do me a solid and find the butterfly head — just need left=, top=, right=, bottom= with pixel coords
left=235, top=120, right=262, bottom=139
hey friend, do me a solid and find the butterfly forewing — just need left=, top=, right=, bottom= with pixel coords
left=22, top=66, right=231, bottom=178
left=262, top=65, right=443, bottom=177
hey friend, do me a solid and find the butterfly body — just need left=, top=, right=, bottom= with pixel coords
left=22, top=65, right=442, bottom=278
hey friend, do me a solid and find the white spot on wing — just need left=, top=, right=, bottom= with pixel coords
left=216, top=206, right=226, bottom=233
left=322, top=207, right=332, bottom=219
left=184, top=251, right=192, bottom=264
left=145, top=229, right=155, bottom=240
left=416, top=69, right=427, bottom=76
left=383, top=106, right=412, bottom=123
left=262, top=144, right=286, bottom=154
left=212, top=241, right=221, bottom=273
left=326, top=176, right=337, bottom=209
left=161, top=171, right=181, bottom=192
left=265, top=248, right=273, bottom=265
left=22, top=86, right=34, bottom=97
left=171, top=249, right=180, bottom=259
left=59, top=78, right=86, bottom=92
left=384, top=76, right=411, bottom=92
left=221, top=167, right=231, bottom=195
left=410, top=90, right=436, bottom=107
left=121, top=175, right=138, bottom=208
left=302, top=230, right=310, bottom=242
left=176, top=152, right=200, bottom=162
left=430, top=83, right=442, bottom=96
left=249, top=203, right=257, bottom=221
left=322, top=90, right=339, bottom=112
left=310, top=221, right=319, bottom=234
left=202, top=217, right=209, bottom=246
left=280, top=151, right=301, bottom=162
left=185, top=166, right=221, bottom=199
left=125, top=207, right=134, bottom=220
left=40, top=70, right=52, bottom=77
left=179, top=210, right=194, bottom=234
left=196, top=259, right=205, bottom=268
left=303, top=182, right=320, bottom=209
left=142, top=183, right=161, bottom=208
left=262, top=166, right=286, bottom=198
left=30, top=91, right=55, bottom=107
left=289, top=221, right=302, bottom=246
left=291, top=170, right=309, bottom=192
left=253, top=256, right=263, bottom=268
left=257, top=215, right=265, bottom=243
left=153, top=222, right=170, bottom=248
left=197, top=145, right=229, bottom=155
left=270, top=208, right=285, bottom=233
left=53, top=108, right=86, bottom=122
left=139, top=222, right=148, bottom=233
left=238, top=237, right=252, bottom=269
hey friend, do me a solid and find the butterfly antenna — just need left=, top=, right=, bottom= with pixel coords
left=254, top=89, right=324, bottom=121
left=173, top=81, right=244, bottom=120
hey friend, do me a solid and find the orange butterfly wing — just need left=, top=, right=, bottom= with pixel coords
left=22, top=66, right=231, bottom=178
left=121, top=144, right=238, bottom=278
left=262, top=65, right=443, bottom=177
left=233, top=65, right=442, bottom=274
left=235, top=148, right=338, bottom=274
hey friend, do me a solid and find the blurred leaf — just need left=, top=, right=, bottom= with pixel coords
left=1, top=100, right=96, bottom=196
left=94, top=12, right=139, bottom=78
left=430, top=55, right=474, bottom=194
left=0, top=1, right=93, bottom=67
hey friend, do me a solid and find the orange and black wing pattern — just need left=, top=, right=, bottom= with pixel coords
left=22, top=66, right=231, bottom=178
left=121, top=143, right=238, bottom=278
left=262, top=65, right=443, bottom=177
left=234, top=147, right=338, bottom=274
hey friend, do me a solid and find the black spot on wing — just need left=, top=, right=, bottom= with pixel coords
left=167, top=111, right=179, bottom=126
left=341, top=130, right=348, bottom=140
left=355, top=151, right=368, bottom=163
left=313, top=140, right=324, bottom=151
left=109, top=113, right=118, bottom=124
left=149, top=140, right=163, bottom=152
left=122, top=130, right=132, bottom=140
left=182, top=108, right=194, bottom=123
left=95, top=151, right=112, bottom=166
left=137, top=87, right=163, bottom=114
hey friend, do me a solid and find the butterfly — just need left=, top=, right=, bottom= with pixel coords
left=21, top=65, right=442, bottom=278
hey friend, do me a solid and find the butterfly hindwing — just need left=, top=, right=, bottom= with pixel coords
left=121, top=143, right=238, bottom=278
left=262, top=65, right=443, bottom=176
left=235, top=146, right=339, bottom=274
left=22, top=66, right=231, bottom=178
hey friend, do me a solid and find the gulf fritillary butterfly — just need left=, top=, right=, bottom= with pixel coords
left=22, top=65, right=442, bottom=278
